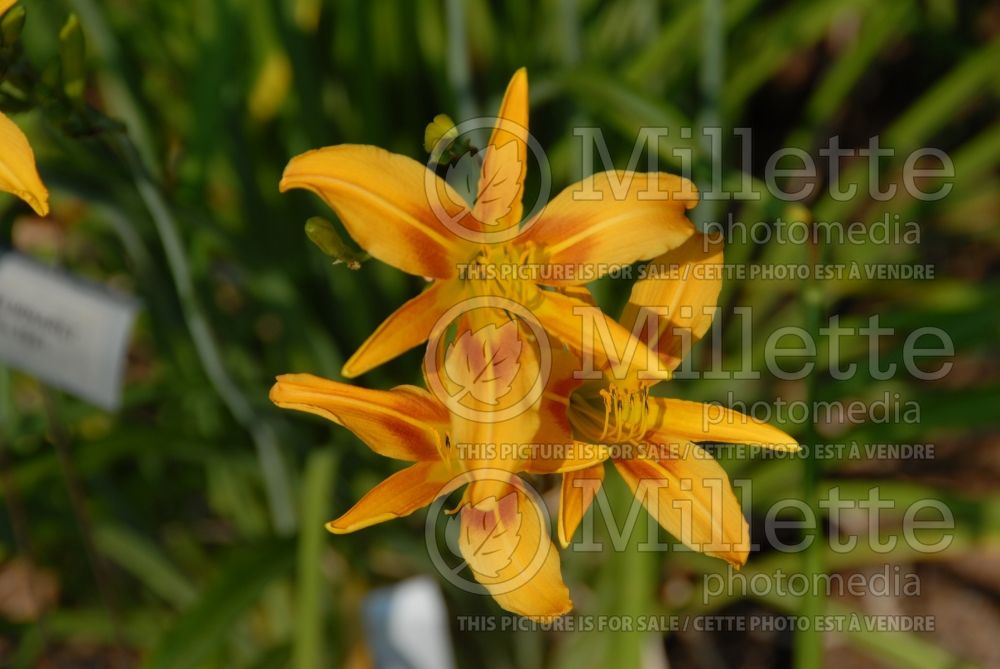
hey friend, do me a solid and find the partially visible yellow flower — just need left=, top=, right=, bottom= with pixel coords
left=0, top=2, right=47, bottom=216
left=0, top=111, right=49, bottom=216
left=280, top=68, right=697, bottom=378
left=292, top=0, right=321, bottom=32
left=535, top=233, right=799, bottom=566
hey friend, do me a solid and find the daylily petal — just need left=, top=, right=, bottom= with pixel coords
left=270, top=374, right=447, bottom=461
left=280, top=144, right=474, bottom=278
left=646, top=397, right=799, bottom=451
left=459, top=482, right=572, bottom=619
left=327, top=460, right=455, bottom=533
left=0, top=111, right=49, bottom=217
left=471, top=68, right=528, bottom=232
left=558, top=463, right=605, bottom=548
left=342, top=279, right=466, bottom=378
left=614, top=444, right=750, bottom=567
left=0, top=0, right=17, bottom=17
left=525, top=442, right=609, bottom=474
left=559, top=284, right=597, bottom=306
left=521, top=171, right=698, bottom=285
left=532, top=290, right=660, bottom=381
left=436, top=307, right=542, bottom=462
left=620, top=233, right=723, bottom=372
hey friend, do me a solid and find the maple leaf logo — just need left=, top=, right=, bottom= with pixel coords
left=444, top=149, right=481, bottom=206
left=443, top=320, right=523, bottom=405
left=453, top=492, right=522, bottom=578
left=474, top=140, right=523, bottom=227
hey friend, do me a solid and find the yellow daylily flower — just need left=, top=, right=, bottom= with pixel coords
left=535, top=232, right=799, bottom=566
left=0, top=111, right=50, bottom=216
left=280, top=68, right=697, bottom=378
left=271, top=315, right=600, bottom=619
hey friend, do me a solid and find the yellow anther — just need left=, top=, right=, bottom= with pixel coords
left=597, top=383, right=653, bottom=443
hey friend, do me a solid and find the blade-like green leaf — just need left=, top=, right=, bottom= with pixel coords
left=294, top=449, right=337, bottom=669
left=142, top=540, right=295, bottom=669
left=95, top=523, right=197, bottom=609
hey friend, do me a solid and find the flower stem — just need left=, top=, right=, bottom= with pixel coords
left=66, top=0, right=297, bottom=535
left=794, top=215, right=826, bottom=668
left=445, top=0, right=475, bottom=121
left=694, top=0, right=724, bottom=232
left=114, top=134, right=297, bottom=535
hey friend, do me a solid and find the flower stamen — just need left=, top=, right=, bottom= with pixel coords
left=598, top=383, right=652, bottom=443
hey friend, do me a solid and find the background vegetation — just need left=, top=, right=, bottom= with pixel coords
left=1, top=0, right=997, bottom=667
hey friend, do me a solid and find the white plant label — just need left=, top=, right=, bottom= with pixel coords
left=363, top=576, right=455, bottom=669
left=0, top=253, right=138, bottom=410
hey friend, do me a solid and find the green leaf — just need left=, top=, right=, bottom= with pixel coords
left=142, top=540, right=295, bottom=669
left=885, top=38, right=1000, bottom=151
left=294, top=450, right=337, bottom=669
left=759, top=593, right=982, bottom=669
left=793, top=1, right=916, bottom=142
left=94, top=523, right=197, bottom=609
left=0, top=5, right=25, bottom=47
left=725, top=0, right=869, bottom=120
left=59, top=13, right=87, bottom=100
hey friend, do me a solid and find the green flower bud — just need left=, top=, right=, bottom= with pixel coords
left=59, top=13, right=86, bottom=100
left=304, top=217, right=368, bottom=269
left=0, top=6, right=26, bottom=47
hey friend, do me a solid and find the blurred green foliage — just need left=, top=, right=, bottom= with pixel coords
left=0, top=0, right=997, bottom=668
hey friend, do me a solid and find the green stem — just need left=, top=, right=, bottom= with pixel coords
left=41, top=389, right=128, bottom=669
left=68, top=0, right=158, bottom=172
left=112, top=134, right=296, bottom=535
left=794, top=219, right=827, bottom=668
left=558, top=0, right=581, bottom=67
left=694, top=0, right=724, bottom=231
left=65, top=0, right=295, bottom=535
left=445, top=0, right=475, bottom=120
left=293, top=450, right=337, bottom=669
left=606, top=471, right=654, bottom=667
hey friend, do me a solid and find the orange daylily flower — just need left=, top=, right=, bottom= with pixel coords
left=0, top=110, right=49, bottom=216
left=0, top=0, right=47, bottom=216
left=280, top=68, right=697, bottom=378
left=270, top=315, right=601, bottom=619
left=537, top=232, right=799, bottom=566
